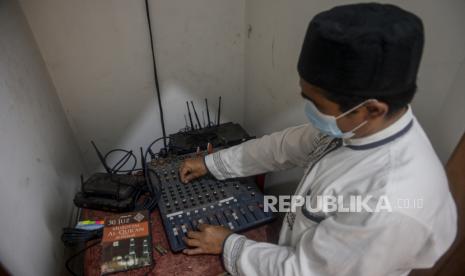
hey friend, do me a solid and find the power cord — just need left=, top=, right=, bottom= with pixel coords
left=61, top=228, right=103, bottom=276
left=145, top=0, right=167, bottom=149
left=61, top=227, right=103, bottom=247
left=65, top=239, right=101, bottom=276
left=139, top=137, right=167, bottom=211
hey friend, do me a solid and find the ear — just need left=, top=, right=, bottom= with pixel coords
left=365, top=100, right=388, bottom=119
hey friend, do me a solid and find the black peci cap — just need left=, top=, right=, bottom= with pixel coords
left=298, top=3, right=424, bottom=97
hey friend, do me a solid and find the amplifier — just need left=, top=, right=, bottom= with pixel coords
left=148, top=154, right=274, bottom=252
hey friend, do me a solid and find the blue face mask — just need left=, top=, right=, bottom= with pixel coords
left=304, top=99, right=375, bottom=139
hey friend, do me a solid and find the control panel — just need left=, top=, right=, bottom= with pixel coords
left=148, top=154, right=274, bottom=252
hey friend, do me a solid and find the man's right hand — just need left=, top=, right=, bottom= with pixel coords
left=179, top=157, right=208, bottom=183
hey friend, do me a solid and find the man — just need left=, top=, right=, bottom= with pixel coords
left=178, top=3, right=457, bottom=276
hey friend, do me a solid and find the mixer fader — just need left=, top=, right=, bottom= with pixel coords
left=148, top=153, right=274, bottom=252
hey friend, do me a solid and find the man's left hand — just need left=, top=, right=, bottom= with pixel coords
left=182, top=224, right=233, bottom=255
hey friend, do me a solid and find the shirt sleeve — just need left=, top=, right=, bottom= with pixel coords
left=222, top=211, right=432, bottom=276
left=204, top=124, right=319, bottom=180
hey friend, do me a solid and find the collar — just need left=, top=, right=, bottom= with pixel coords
left=343, top=106, right=414, bottom=150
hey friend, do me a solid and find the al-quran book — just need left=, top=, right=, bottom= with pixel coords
left=100, top=210, right=152, bottom=274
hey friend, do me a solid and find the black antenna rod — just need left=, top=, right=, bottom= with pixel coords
left=90, top=141, right=111, bottom=173
left=140, top=147, right=145, bottom=176
left=186, top=101, right=194, bottom=130
left=145, top=0, right=167, bottom=149
left=202, top=111, right=205, bottom=128
left=205, top=98, right=211, bottom=127
left=217, top=96, right=222, bottom=126
left=80, top=174, right=84, bottom=191
left=190, top=101, right=202, bottom=129
left=184, top=115, right=188, bottom=129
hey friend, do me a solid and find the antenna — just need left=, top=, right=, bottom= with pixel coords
left=80, top=174, right=85, bottom=191
left=205, top=98, right=211, bottom=127
left=190, top=101, right=202, bottom=129
left=140, top=147, right=145, bottom=176
left=186, top=102, right=194, bottom=130
left=202, top=111, right=205, bottom=128
left=91, top=141, right=111, bottom=173
left=217, top=96, right=222, bottom=126
left=184, top=114, right=188, bottom=130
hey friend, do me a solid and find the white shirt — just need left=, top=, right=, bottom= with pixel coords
left=204, top=107, right=457, bottom=276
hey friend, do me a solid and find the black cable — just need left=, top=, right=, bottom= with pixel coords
left=61, top=227, right=103, bottom=276
left=141, top=137, right=167, bottom=210
left=143, top=137, right=165, bottom=190
left=145, top=0, right=167, bottom=149
left=111, top=151, right=133, bottom=173
left=61, top=228, right=103, bottom=247
left=103, top=149, right=138, bottom=174
left=65, top=239, right=101, bottom=276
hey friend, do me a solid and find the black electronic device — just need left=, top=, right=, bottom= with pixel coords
left=148, top=152, right=274, bottom=252
left=73, top=142, right=146, bottom=212
left=169, top=97, right=252, bottom=155
left=169, top=122, right=252, bottom=155
left=74, top=191, right=137, bottom=213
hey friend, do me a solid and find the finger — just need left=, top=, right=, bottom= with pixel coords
left=183, top=247, right=204, bottom=255
left=186, top=230, right=202, bottom=239
left=180, top=166, right=192, bottom=183
left=197, top=223, right=210, bottom=232
left=183, top=173, right=197, bottom=183
left=179, top=164, right=189, bottom=176
left=178, top=162, right=185, bottom=174
left=182, top=237, right=201, bottom=247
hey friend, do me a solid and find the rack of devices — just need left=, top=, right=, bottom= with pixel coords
left=74, top=173, right=144, bottom=212
left=73, top=142, right=146, bottom=212
left=148, top=152, right=274, bottom=252
left=168, top=97, right=252, bottom=155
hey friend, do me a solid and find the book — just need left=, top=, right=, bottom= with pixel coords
left=100, top=210, right=152, bottom=274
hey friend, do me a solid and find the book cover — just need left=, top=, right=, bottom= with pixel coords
left=100, top=210, right=152, bottom=274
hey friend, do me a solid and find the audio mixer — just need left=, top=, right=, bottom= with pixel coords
left=148, top=154, right=274, bottom=252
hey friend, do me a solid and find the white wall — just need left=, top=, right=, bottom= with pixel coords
left=244, top=0, right=465, bottom=191
left=0, top=1, right=84, bottom=275
left=19, top=0, right=246, bottom=173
